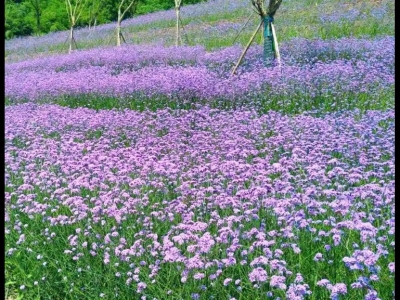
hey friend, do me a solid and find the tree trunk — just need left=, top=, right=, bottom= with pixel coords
left=117, top=20, right=122, bottom=46
left=175, top=6, right=180, bottom=46
left=36, top=11, right=41, bottom=33
left=263, top=17, right=274, bottom=66
left=69, top=26, right=74, bottom=53
left=117, top=6, right=122, bottom=47
left=89, top=7, right=92, bottom=30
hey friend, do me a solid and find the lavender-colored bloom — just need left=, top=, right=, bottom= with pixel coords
left=249, top=267, right=268, bottom=282
left=313, top=253, right=323, bottom=262
left=193, top=273, right=205, bottom=280
left=317, top=279, right=330, bottom=287
left=330, top=283, right=347, bottom=298
left=270, top=275, right=286, bottom=290
left=388, top=262, right=395, bottom=273
left=286, top=283, right=312, bottom=299
left=364, top=289, right=381, bottom=300
left=369, top=274, right=379, bottom=281
left=357, top=276, right=372, bottom=289
left=191, top=293, right=200, bottom=300
left=137, top=282, right=147, bottom=293
left=223, top=278, right=232, bottom=286
left=351, top=282, right=363, bottom=289
left=16, top=234, right=26, bottom=244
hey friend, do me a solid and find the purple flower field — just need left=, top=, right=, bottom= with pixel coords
left=5, top=36, right=394, bottom=114
left=5, top=103, right=394, bottom=299
left=4, top=0, right=395, bottom=299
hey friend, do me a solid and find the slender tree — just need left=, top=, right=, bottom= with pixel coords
left=116, top=0, right=139, bottom=46
left=88, top=0, right=101, bottom=31
left=64, top=0, right=88, bottom=53
left=174, top=0, right=182, bottom=46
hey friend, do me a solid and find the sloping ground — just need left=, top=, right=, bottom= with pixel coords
left=4, top=0, right=394, bottom=63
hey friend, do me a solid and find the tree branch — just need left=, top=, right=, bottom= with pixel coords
left=75, top=0, right=88, bottom=23
left=121, top=0, right=138, bottom=20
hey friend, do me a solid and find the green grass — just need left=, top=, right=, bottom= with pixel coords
left=5, top=83, right=394, bottom=117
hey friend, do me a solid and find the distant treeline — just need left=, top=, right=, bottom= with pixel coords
left=5, top=0, right=205, bottom=39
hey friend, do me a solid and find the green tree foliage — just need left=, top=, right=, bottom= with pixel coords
left=5, top=1, right=35, bottom=38
left=136, top=0, right=206, bottom=14
left=5, top=0, right=206, bottom=39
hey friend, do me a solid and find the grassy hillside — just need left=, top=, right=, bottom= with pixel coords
left=5, top=0, right=394, bottom=62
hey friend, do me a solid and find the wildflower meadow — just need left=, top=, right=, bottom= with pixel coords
left=5, top=0, right=395, bottom=299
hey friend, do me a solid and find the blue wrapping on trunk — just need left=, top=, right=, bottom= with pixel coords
left=263, top=16, right=275, bottom=66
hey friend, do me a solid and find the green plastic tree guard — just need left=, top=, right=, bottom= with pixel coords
left=263, top=16, right=275, bottom=66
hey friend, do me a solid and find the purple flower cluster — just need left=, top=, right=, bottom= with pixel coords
left=5, top=103, right=394, bottom=298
